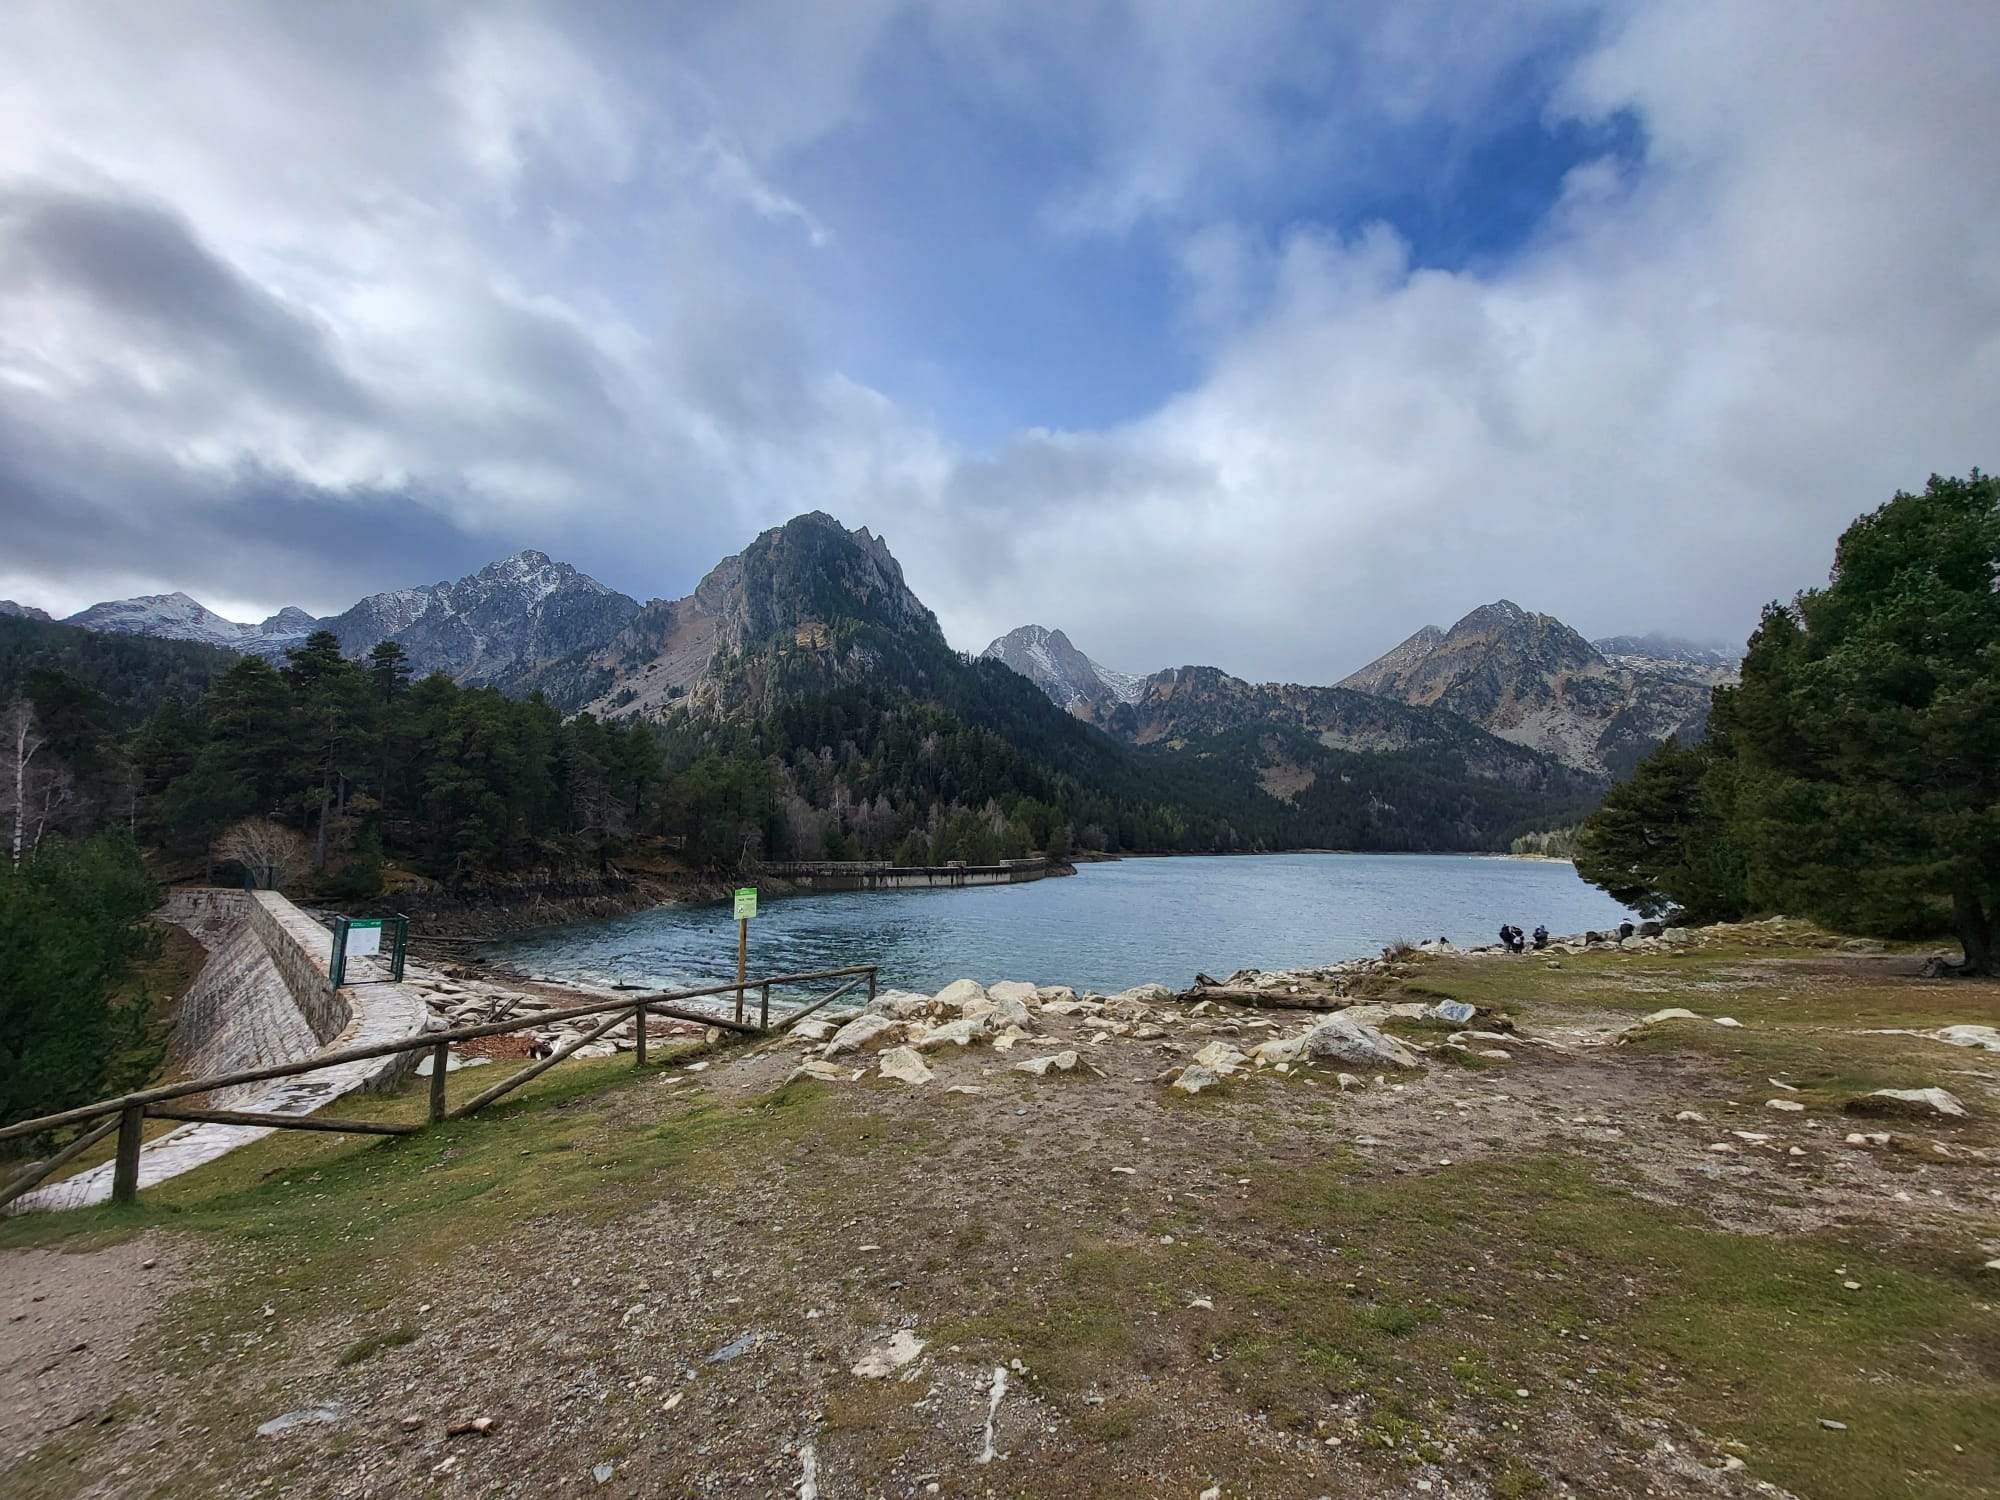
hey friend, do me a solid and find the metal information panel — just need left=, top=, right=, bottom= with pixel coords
left=346, top=918, right=383, bottom=958
left=733, top=887, right=758, bottom=920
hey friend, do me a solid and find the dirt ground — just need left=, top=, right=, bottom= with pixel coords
left=2, top=936, right=1996, bottom=1500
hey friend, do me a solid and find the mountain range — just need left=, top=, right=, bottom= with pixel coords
left=15, top=514, right=1738, bottom=848
left=28, top=553, right=638, bottom=690
left=983, top=604, right=1738, bottom=778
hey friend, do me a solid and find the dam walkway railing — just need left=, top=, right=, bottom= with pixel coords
left=0, top=963, right=876, bottom=1213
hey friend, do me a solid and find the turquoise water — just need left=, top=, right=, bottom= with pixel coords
left=482, top=853, right=1634, bottom=998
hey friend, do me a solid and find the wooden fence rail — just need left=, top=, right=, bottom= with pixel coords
left=0, top=963, right=876, bottom=1212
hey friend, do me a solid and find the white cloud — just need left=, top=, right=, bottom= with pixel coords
left=0, top=0, right=1994, bottom=699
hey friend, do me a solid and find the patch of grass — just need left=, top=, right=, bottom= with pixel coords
left=336, top=1323, right=417, bottom=1365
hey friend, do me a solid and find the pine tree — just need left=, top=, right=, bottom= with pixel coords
left=1731, top=472, right=2000, bottom=971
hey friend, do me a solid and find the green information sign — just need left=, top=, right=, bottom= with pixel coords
left=733, top=887, right=758, bottom=920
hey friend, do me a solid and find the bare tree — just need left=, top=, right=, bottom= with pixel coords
left=216, top=817, right=311, bottom=891
left=4, top=698, right=47, bottom=867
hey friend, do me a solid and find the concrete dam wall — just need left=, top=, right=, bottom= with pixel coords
left=760, top=857, right=1068, bottom=892
left=11, top=890, right=430, bottom=1213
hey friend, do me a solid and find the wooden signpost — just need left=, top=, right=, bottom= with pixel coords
left=733, top=887, right=757, bottom=1023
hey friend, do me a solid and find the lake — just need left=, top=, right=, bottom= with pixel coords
left=481, top=853, right=1635, bottom=999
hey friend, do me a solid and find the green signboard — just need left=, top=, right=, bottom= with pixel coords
left=733, top=887, right=758, bottom=920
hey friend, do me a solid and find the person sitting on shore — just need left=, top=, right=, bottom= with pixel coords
left=1532, top=924, right=1549, bottom=950
left=1498, top=924, right=1514, bottom=952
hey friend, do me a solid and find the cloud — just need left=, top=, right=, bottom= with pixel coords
left=0, top=0, right=1994, bottom=695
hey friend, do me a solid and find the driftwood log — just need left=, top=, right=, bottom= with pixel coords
left=1175, top=985, right=1354, bottom=1012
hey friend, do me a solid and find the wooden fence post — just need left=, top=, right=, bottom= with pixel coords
left=428, top=1041, right=449, bottom=1124
left=634, top=1002, right=647, bottom=1066
left=111, top=1105, right=144, bottom=1206
left=759, top=984, right=770, bottom=1031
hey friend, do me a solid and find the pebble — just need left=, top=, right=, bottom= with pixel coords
left=1818, top=1419, right=1847, bottom=1432
left=593, top=1462, right=615, bottom=1483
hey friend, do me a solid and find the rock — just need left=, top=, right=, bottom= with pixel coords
left=945, top=1084, right=983, bottom=1096
left=707, top=1331, right=759, bottom=1363
left=1013, top=1051, right=1080, bottom=1077
left=877, top=1046, right=934, bottom=1085
left=866, top=990, right=935, bottom=1020
left=256, top=1405, right=346, bottom=1437
left=1172, top=1064, right=1223, bottom=1095
left=445, top=1417, right=496, bottom=1438
left=852, top=1330, right=925, bottom=1378
left=823, top=1014, right=904, bottom=1057
left=1299, top=1014, right=1422, bottom=1070
left=1713, top=1016, right=1743, bottom=1028
left=1250, top=1035, right=1305, bottom=1068
left=1675, top=1110, right=1706, bottom=1122
left=1641, top=1008, right=1700, bottom=1025
left=1766, top=1098, right=1806, bottom=1112
left=1034, top=985, right=1077, bottom=1004
left=1818, top=1419, right=1847, bottom=1432
left=1932, top=1024, right=2000, bottom=1053
left=787, top=1059, right=862, bottom=1086
left=911, top=1014, right=993, bottom=1052
left=1336, top=1072, right=1360, bottom=1090
left=1192, top=1041, right=1251, bottom=1075
left=1431, top=1000, right=1476, bottom=1024
left=987, top=980, right=1038, bottom=1007
left=791, top=1017, right=837, bottom=1043
left=593, top=1462, right=615, bottom=1484
left=933, top=978, right=989, bottom=1013
left=1112, top=983, right=1176, bottom=1007
left=1843, top=1131, right=1890, bottom=1146
left=1476, top=1048, right=1512, bottom=1060
left=1846, top=1087, right=1967, bottom=1119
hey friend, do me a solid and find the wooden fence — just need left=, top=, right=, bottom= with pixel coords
left=0, top=963, right=876, bottom=1212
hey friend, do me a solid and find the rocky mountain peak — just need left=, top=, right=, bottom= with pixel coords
left=0, top=600, right=53, bottom=622
left=981, top=624, right=1144, bottom=717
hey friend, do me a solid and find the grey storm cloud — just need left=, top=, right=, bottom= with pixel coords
left=0, top=1, right=1995, bottom=681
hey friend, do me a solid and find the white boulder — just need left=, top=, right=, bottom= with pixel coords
left=823, top=1014, right=905, bottom=1058
left=1850, top=1087, right=1967, bottom=1119
left=1013, top=1051, right=1080, bottom=1077
left=911, top=1015, right=994, bottom=1053
left=1171, top=1064, right=1224, bottom=1095
left=877, top=1046, right=934, bottom=1085
left=933, top=979, right=989, bottom=1014
left=1299, top=1014, right=1423, bottom=1070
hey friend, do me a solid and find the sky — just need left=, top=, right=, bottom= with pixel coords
left=2, top=1, right=1996, bottom=683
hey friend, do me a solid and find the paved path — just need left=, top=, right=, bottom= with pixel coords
left=11, top=917, right=428, bottom=1214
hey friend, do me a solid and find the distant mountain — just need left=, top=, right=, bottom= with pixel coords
left=0, top=600, right=51, bottom=621
left=1591, top=633, right=1743, bottom=680
left=323, top=550, right=639, bottom=688
left=549, top=513, right=935, bottom=719
left=551, top=514, right=1595, bottom=851
left=1340, top=601, right=1725, bottom=776
left=981, top=625, right=1143, bottom=718
left=63, top=592, right=319, bottom=656
left=53, top=552, right=638, bottom=688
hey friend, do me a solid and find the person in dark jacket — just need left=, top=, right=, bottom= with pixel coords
left=1532, top=924, right=1549, bottom=950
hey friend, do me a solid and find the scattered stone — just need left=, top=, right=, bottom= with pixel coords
left=976, top=1365, right=1008, bottom=1465
left=1336, top=1073, right=1360, bottom=1091
left=1675, top=1110, right=1706, bottom=1122
left=944, top=1084, right=983, bottom=1096
left=1766, top=1098, right=1806, bottom=1112
left=1931, top=1024, right=2000, bottom=1052
left=1172, top=1064, right=1224, bottom=1095
left=256, top=1405, right=347, bottom=1437
left=790, top=1018, right=836, bottom=1043
left=787, top=1058, right=862, bottom=1086
left=1013, top=1051, right=1080, bottom=1077
left=866, top=990, right=934, bottom=1020
left=1641, top=1008, right=1700, bottom=1025
left=593, top=1462, right=615, bottom=1484
left=1846, top=1087, right=1967, bottom=1119
left=1192, top=1041, right=1251, bottom=1075
left=1714, top=1017, right=1743, bottom=1028
left=1769, top=1077, right=1800, bottom=1091
left=878, top=1046, right=934, bottom=1085
left=1299, top=1014, right=1422, bottom=1070
left=1818, top=1419, right=1847, bottom=1432
left=707, top=1331, right=759, bottom=1363
left=912, top=1015, right=994, bottom=1052
left=933, top=978, right=989, bottom=1013
left=1844, top=1131, right=1891, bottom=1146
left=852, top=1330, right=926, bottom=1379
left=823, top=1014, right=904, bottom=1057
left=1432, top=1000, right=1476, bottom=1024
left=445, top=1417, right=496, bottom=1438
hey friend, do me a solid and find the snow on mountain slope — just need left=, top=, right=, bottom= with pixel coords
left=62, top=592, right=318, bottom=656
left=981, top=624, right=1146, bottom=717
